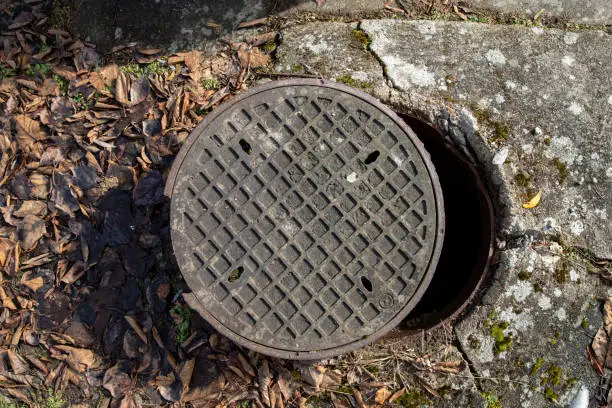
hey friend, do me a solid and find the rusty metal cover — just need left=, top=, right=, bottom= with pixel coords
left=166, top=79, right=445, bottom=360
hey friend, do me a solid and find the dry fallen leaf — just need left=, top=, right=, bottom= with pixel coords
left=375, top=387, right=391, bottom=405
left=7, top=349, right=29, bottom=374
left=258, top=359, right=272, bottom=406
left=591, top=327, right=608, bottom=367
left=60, top=261, right=86, bottom=284
left=300, top=365, right=326, bottom=390
left=13, top=200, right=48, bottom=218
left=321, top=369, right=342, bottom=388
left=180, top=359, right=196, bottom=394
left=388, top=388, right=406, bottom=403
left=104, top=364, right=133, bottom=399
left=604, top=297, right=612, bottom=336
left=14, top=114, right=46, bottom=143
left=0, top=286, right=17, bottom=310
left=248, top=48, right=271, bottom=68
left=21, top=276, right=43, bottom=292
left=352, top=388, right=367, bottom=408
left=137, top=48, right=163, bottom=55
left=55, top=345, right=100, bottom=372
left=100, top=63, right=120, bottom=85
left=14, top=215, right=46, bottom=251
left=587, top=344, right=604, bottom=376
left=116, top=71, right=130, bottom=105
left=125, top=315, right=148, bottom=344
left=89, top=72, right=106, bottom=92
left=523, top=190, right=542, bottom=209
left=0, top=238, right=16, bottom=268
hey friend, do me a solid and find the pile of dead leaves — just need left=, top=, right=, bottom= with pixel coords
left=0, top=1, right=285, bottom=407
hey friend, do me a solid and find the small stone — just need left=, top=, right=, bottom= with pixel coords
left=25, top=331, right=39, bottom=346
left=533, top=127, right=542, bottom=136
left=142, top=119, right=162, bottom=138
left=492, top=147, right=509, bottom=165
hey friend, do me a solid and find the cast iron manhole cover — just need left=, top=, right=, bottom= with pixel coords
left=167, top=79, right=445, bottom=359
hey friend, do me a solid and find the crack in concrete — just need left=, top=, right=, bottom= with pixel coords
left=355, top=21, right=392, bottom=88
left=453, top=336, right=487, bottom=393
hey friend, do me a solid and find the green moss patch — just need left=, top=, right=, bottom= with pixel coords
left=395, top=389, right=431, bottom=408
left=336, top=73, right=373, bottom=89
left=481, top=392, right=502, bottom=408
left=490, top=321, right=513, bottom=354
left=351, top=28, right=372, bottom=52
left=551, top=158, right=568, bottom=184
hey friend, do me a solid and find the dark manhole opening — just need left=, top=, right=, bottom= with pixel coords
left=399, top=114, right=495, bottom=332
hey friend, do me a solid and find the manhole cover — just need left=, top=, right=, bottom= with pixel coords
left=167, top=79, right=445, bottom=359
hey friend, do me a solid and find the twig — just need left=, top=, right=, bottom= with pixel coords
left=253, top=70, right=321, bottom=79
left=398, top=0, right=412, bottom=14
left=238, top=17, right=269, bottom=29
left=384, top=0, right=410, bottom=17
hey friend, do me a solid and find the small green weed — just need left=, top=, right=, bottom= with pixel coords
left=468, top=16, right=490, bottom=23
left=26, top=63, right=51, bottom=77
left=121, top=61, right=171, bottom=77
left=72, top=92, right=95, bottom=110
left=0, top=64, right=17, bottom=78
left=170, top=304, right=191, bottom=344
left=53, top=74, right=69, bottom=96
left=31, top=389, right=68, bottom=408
left=481, top=392, right=502, bottom=408
left=202, top=78, right=220, bottom=90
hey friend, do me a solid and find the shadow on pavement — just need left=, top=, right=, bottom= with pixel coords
left=69, top=0, right=310, bottom=52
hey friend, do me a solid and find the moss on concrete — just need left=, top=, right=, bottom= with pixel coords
left=517, top=270, right=531, bottom=280
left=481, top=392, right=502, bottom=408
left=336, top=73, right=373, bottom=88
left=395, top=389, right=431, bottom=408
left=553, top=261, right=569, bottom=284
left=580, top=317, right=589, bottom=329
left=490, top=321, right=513, bottom=354
left=352, top=28, right=372, bottom=52
left=51, top=0, right=74, bottom=30
left=551, top=158, right=568, bottom=184
left=514, top=173, right=531, bottom=188
left=529, top=357, right=544, bottom=376
left=470, top=105, right=510, bottom=145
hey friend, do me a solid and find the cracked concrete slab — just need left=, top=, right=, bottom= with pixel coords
left=364, top=20, right=611, bottom=261
left=467, top=0, right=612, bottom=25
left=275, top=22, right=385, bottom=85
left=277, top=18, right=611, bottom=407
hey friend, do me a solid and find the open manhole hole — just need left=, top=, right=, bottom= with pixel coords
left=398, top=115, right=495, bottom=333
left=166, top=79, right=445, bottom=359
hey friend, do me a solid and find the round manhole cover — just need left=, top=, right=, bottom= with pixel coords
left=167, top=79, right=445, bottom=359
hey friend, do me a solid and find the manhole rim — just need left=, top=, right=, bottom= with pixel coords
left=166, top=78, right=446, bottom=360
